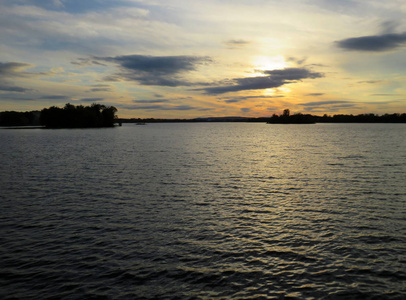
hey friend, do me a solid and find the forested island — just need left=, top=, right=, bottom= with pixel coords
left=1, top=106, right=405, bottom=127
left=0, top=103, right=118, bottom=128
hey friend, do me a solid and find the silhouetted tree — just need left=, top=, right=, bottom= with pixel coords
left=0, top=111, right=41, bottom=126
left=40, top=103, right=118, bottom=128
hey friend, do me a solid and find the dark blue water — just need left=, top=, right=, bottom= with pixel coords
left=1, top=123, right=405, bottom=299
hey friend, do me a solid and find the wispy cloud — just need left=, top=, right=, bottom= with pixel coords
left=300, top=100, right=352, bottom=106
left=87, top=84, right=112, bottom=92
left=298, top=100, right=360, bottom=112
left=224, top=39, right=250, bottom=49
left=357, top=80, right=384, bottom=84
left=0, top=84, right=32, bottom=93
left=40, top=95, right=71, bottom=100
left=370, top=93, right=400, bottom=96
left=287, top=56, right=307, bottom=66
left=219, top=95, right=284, bottom=103
left=79, top=97, right=104, bottom=102
left=121, top=104, right=211, bottom=111
left=306, top=93, right=325, bottom=96
left=132, top=99, right=170, bottom=104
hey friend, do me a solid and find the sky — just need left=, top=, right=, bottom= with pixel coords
left=1, top=0, right=406, bottom=118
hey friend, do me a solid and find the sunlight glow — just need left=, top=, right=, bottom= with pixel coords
left=253, top=56, right=287, bottom=72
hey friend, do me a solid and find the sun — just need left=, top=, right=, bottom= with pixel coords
left=252, top=55, right=287, bottom=73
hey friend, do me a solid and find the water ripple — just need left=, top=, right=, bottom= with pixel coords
left=1, top=123, right=405, bottom=299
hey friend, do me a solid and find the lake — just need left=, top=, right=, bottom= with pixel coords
left=1, top=123, right=405, bottom=299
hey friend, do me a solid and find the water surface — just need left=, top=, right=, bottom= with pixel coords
left=1, top=123, right=405, bottom=299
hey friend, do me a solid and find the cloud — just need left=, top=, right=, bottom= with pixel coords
left=371, top=93, right=399, bottom=96
left=358, top=80, right=383, bottom=84
left=87, top=84, right=112, bottom=92
left=79, top=97, right=104, bottom=102
left=262, top=68, right=322, bottom=80
left=287, top=56, right=307, bottom=65
left=224, top=39, right=250, bottom=49
left=121, top=104, right=210, bottom=111
left=0, top=62, right=32, bottom=78
left=336, top=32, right=406, bottom=52
left=0, top=61, right=56, bottom=78
left=71, top=58, right=107, bottom=67
left=306, top=93, right=325, bottom=96
left=0, top=84, right=32, bottom=93
left=224, top=99, right=240, bottom=103
left=132, top=99, right=170, bottom=103
left=40, top=95, right=71, bottom=100
left=199, top=68, right=323, bottom=94
left=96, top=54, right=211, bottom=87
left=300, top=100, right=352, bottom=106
left=219, top=95, right=284, bottom=103
left=298, top=100, right=360, bottom=112
left=0, top=62, right=35, bottom=93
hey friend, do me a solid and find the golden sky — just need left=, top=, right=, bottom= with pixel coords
left=1, top=0, right=406, bottom=118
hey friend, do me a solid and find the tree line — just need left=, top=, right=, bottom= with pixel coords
left=1, top=105, right=405, bottom=126
left=265, top=109, right=406, bottom=124
left=0, top=103, right=118, bottom=128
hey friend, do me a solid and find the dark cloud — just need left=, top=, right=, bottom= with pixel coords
left=40, top=95, right=71, bottom=100
left=224, top=99, right=240, bottom=103
left=220, top=95, right=284, bottom=103
left=263, top=68, right=322, bottom=80
left=299, top=100, right=360, bottom=112
left=132, top=96, right=193, bottom=104
left=79, top=97, right=104, bottom=102
left=0, top=84, right=32, bottom=93
left=0, top=62, right=34, bottom=93
left=97, top=54, right=211, bottom=87
left=300, top=100, right=352, bottom=106
left=358, top=80, right=383, bottom=84
left=0, top=62, right=32, bottom=78
left=89, top=87, right=110, bottom=92
left=0, top=94, right=37, bottom=101
left=306, top=93, right=324, bottom=96
left=336, top=32, right=406, bottom=52
left=132, top=99, right=170, bottom=104
left=0, top=62, right=26, bottom=74
left=87, top=84, right=112, bottom=92
left=121, top=104, right=208, bottom=111
left=199, top=68, right=323, bottom=94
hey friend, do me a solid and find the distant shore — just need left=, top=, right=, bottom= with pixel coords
left=1, top=107, right=405, bottom=127
left=118, top=113, right=406, bottom=124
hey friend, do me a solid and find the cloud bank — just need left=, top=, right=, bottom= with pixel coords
left=200, top=68, right=323, bottom=94
left=97, top=54, right=211, bottom=87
